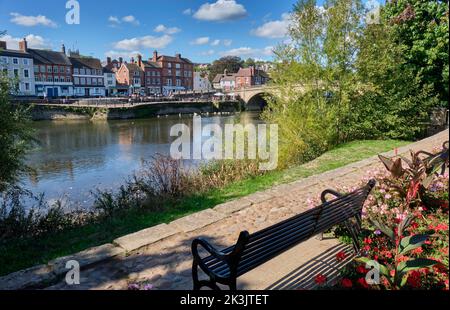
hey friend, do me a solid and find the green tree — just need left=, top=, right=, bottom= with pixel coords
left=0, top=31, right=34, bottom=191
left=208, top=56, right=243, bottom=82
left=243, top=58, right=256, bottom=68
left=384, top=0, right=449, bottom=105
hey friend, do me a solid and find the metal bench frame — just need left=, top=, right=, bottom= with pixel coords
left=191, top=179, right=376, bottom=290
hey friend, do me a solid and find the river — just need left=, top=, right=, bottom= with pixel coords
left=22, top=112, right=262, bottom=209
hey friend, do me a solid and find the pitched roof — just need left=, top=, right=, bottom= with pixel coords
left=222, top=74, right=236, bottom=82
left=28, top=48, right=72, bottom=66
left=156, top=55, right=192, bottom=64
left=142, top=60, right=161, bottom=69
left=0, top=49, right=32, bottom=58
left=236, top=67, right=270, bottom=78
left=124, top=62, right=143, bottom=73
left=69, top=56, right=103, bottom=70
left=212, top=74, right=224, bottom=84
left=212, top=73, right=236, bottom=83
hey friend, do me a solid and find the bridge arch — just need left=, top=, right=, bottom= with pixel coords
left=245, top=92, right=271, bottom=111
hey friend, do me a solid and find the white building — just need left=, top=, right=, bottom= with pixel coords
left=103, top=67, right=117, bottom=96
left=70, top=52, right=106, bottom=97
left=0, top=39, right=36, bottom=96
left=193, top=72, right=212, bottom=92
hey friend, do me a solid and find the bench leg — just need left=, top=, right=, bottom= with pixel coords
left=192, top=260, right=201, bottom=290
left=316, top=233, right=323, bottom=241
left=228, top=279, right=237, bottom=291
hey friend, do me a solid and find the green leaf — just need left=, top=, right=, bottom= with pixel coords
left=397, top=258, right=438, bottom=279
left=355, top=257, right=390, bottom=278
left=370, top=218, right=395, bottom=241
left=398, top=215, right=414, bottom=237
left=399, top=234, right=429, bottom=256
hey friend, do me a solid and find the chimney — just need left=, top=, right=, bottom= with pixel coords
left=130, top=57, right=135, bottom=63
left=119, top=57, right=123, bottom=65
left=19, top=38, right=28, bottom=52
left=61, top=44, right=66, bottom=54
left=250, top=66, right=255, bottom=76
left=137, top=54, right=142, bottom=67
left=175, top=53, right=181, bottom=59
left=0, top=41, right=6, bottom=50
left=153, top=50, right=158, bottom=62
left=107, top=57, right=112, bottom=64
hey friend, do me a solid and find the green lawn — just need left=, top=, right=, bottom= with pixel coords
left=0, top=139, right=409, bottom=277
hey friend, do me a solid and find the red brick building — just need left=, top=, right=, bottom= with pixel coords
left=115, top=58, right=144, bottom=95
left=136, top=54, right=162, bottom=95
left=151, top=51, right=194, bottom=95
left=235, top=67, right=269, bottom=89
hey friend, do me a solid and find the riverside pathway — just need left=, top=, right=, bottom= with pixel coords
left=2, top=130, right=448, bottom=290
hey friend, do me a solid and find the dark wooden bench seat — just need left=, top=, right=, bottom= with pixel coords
left=191, top=179, right=376, bottom=290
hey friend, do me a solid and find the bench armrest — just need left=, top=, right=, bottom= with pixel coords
left=192, top=238, right=229, bottom=263
left=321, top=189, right=343, bottom=203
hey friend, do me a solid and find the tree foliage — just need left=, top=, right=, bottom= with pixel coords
left=264, top=0, right=448, bottom=167
left=208, top=56, right=244, bottom=82
left=0, top=39, right=34, bottom=191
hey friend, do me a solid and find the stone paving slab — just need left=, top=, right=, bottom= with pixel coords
left=169, top=209, right=227, bottom=233
left=114, top=224, right=181, bottom=252
left=2, top=129, right=447, bottom=290
left=48, top=243, right=124, bottom=276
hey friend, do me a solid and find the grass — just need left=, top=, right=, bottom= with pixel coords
left=0, top=139, right=409, bottom=277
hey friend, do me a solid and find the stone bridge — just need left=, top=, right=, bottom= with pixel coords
left=224, top=86, right=277, bottom=110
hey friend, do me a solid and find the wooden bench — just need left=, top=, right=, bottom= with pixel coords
left=191, top=180, right=376, bottom=290
left=416, top=140, right=449, bottom=175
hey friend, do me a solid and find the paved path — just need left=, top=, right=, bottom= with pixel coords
left=41, top=129, right=448, bottom=290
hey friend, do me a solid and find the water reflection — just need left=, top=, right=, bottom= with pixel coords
left=23, top=112, right=261, bottom=207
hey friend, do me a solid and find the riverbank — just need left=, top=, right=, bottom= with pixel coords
left=0, top=138, right=410, bottom=278
left=27, top=101, right=243, bottom=121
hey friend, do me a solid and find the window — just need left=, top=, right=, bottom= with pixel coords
left=1, top=57, right=7, bottom=64
left=80, top=68, right=85, bottom=75
left=2, top=68, right=8, bottom=75
left=13, top=69, right=19, bottom=77
left=66, top=67, right=71, bottom=74
left=80, top=77, right=86, bottom=85
left=53, top=66, right=58, bottom=73
left=92, top=78, right=97, bottom=85
left=54, top=77, right=59, bottom=83
left=176, top=79, right=181, bottom=87
left=175, top=63, right=181, bottom=69
left=86, top=69, right=91, bottom=75
left=34, top=65, right=39, bottom=73
left=47, top=66, right=52, bottom=73
left=176, top=70, right=181, bottom=77
left=60, top=67, right=65, bottom=73
left=24, top=69, right=29, bottom=78
left=23, top=59, right=29, bottom=65
left=86, top=77, right=92, bottom=85
left=13, top=58, right=18, bottom=65
left=168, top=63, right=172, bottom=68
left=47, top=76, right=53, bottom=82
left=98, top=78, right=103, bottom=85
left=74, top=68, right=79, bottom=74
left=166, top=79, right=172, bottom=86
left=74, top=77, right=79, bottom=84
left=66, top=77, right=71, bottom=83
left=40, top=66, right=45, bottom=73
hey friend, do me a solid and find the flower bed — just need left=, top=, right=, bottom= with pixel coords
left=314, top=147, right=449, bottom=290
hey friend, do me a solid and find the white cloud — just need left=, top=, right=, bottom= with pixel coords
left=191, top=36, right=210, bottom=45
left=201, top=49, right=215, bottom=56
left=114, top=35, right=173, bottom=51
left=10, top=12, right=57, bottom=28
left=183, top=8, right=193, bottom=15
left=251, top=13, right=291, bottom=39
left=154, top=24, right=181, bottom=35
left=122, top=15, right=140, bottom=25
left=193, top=0, right=247, bottom=22
left=108, top=15, right=140, bottom=26
left=220, top=46, right=274, bottom=59
left=211, top=39, right=220, bottom=46
left=223, top=39, right=233, bottom=46
left=105, top=50, right=142, bottom=60
left=3, top=34, right=51, bottom=49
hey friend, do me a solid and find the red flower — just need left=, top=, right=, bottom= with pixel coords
left=315, top=274, right=327, bottom=285
left=363, top=237, right=373, bottom=245
left=411, top=247, right=423, bottom=255
left=341, top=278, right=353, bottom=288
left=357, top=278, right=369, bottom=289
left=390, top=270, right=396, bottom=277
left=406, top=180, right=420, bottom=203
left=356, top=265, right=368, bottom=274
left=407, top=270, right=421, bottom=288
left=336, top=251, right=347, bottom=262
left=434, top=224, right=448, bottom=232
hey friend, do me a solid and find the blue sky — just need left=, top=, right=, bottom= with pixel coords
left=0, top=0, right=304, bottom=63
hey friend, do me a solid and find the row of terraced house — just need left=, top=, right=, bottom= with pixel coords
left=0, top=38, right=194, bottom=98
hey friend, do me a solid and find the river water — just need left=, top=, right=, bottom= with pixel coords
left=22, top=112, right=262, bottom=208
